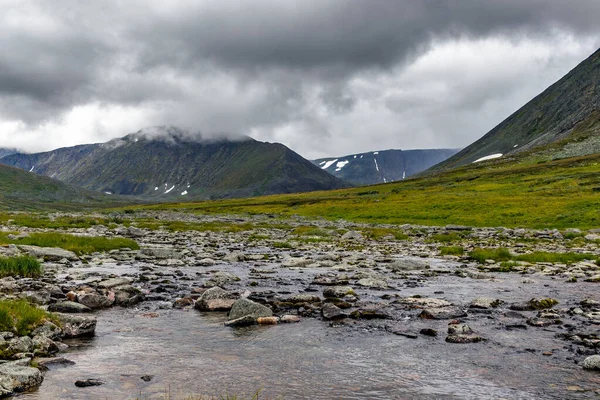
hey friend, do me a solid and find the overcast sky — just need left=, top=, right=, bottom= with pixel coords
left=1, top=1, right=599, bottom=159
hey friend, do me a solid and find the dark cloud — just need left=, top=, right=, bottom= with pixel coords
left=0, top=0, right=599, bottom=157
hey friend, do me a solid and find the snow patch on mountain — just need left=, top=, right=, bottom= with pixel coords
left=165, top=185, right=175, bottom=194
left=374, top=158, right=379, bottom=172
left=335, top=160, right=349, bottom=172
left=473, top=153, right=503, bottom=163
left=321, top=159, right=338, bottom=170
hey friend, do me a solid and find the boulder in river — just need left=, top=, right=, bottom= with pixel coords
left=419, top=306, right=467, bottom=320
left=56, top=314, right=97, bottom=338
left=228, top=298, right=273, bottom=321
left=194, top=287, right=239, bottom=311
left=77, top=293, right=114, bottom=310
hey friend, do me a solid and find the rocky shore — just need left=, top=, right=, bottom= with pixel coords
left=0, top=211, right=599, bottom=396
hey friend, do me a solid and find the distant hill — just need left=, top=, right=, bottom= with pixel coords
left=312, top=148, right=459, bottom=185
left=430, top=47, right=600, bottom=172
left=1, top=127, right=349, bottom=199
left=0, top=164, right=121, bottom=210
left=0, top=149, right=16, bottom=159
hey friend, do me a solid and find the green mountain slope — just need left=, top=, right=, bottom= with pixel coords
left=1, top=127, right=349, bottom=199
left=430, top=47, right=600, bottom=172
left=0, top=164, right=121, bottom=210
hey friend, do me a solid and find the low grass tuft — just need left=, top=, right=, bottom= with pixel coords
left=470, top=247, right=599, bottom=265
left=0, top=255, right=42, bottom=278
left=0, top=232, right=139, bottom=255
left=429, top=233, right=463, bottom=243
left=272, top=241, right=293, bottom=249
left=439, top=246, right=464, bottom=256
left=0, top=299, right=58, bottom=336
left=469, top=248, right=512, bottom=263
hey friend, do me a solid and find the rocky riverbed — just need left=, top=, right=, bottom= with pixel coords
left=0, top=211, right=599, bottom=398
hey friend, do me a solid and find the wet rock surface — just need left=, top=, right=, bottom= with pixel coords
left=1, top=211, right=599, bottom=398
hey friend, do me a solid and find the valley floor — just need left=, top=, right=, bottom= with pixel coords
left=1, top=211, right=599, bottom=399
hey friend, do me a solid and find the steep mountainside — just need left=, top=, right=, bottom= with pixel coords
left=0, top=149, right=16, bottom=159
left=313, top=149, right=459, bottom=185
left=0, top=164, right=120, bottom=210
left=430, top=47, right=600, bottom=172
left=1, top=127, right=349, bottom=199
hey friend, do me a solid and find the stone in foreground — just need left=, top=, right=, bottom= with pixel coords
left=0, top=358, right=43, bottom=396
left=194, top=287, right=239, bottom=311
left=228, top=298, right=273, bottom=321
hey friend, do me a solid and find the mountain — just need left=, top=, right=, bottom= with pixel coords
left=0, top=149, right=16, bottom=159
left=430, top=47, right=600, bottom=172
left=0, top=163, right=122, bottom=210
left=0, top=127, right=349, bottom=199
left=312, top=148, right=460, bottom=186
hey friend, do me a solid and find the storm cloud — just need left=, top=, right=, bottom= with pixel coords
left=1, top=0, right=599, bottom=158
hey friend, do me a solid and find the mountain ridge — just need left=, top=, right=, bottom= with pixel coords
left=429, top=47, right=600, bottom=172
left=1, top=127, right=349, bottom=199
left=313, top=148, right=460, bottom=185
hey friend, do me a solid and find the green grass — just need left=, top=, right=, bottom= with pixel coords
left=272, top=241, right=293, bottom=249
left=292, top=226, right=331, bottom=237
left=470, top=247, right=599, bottom=265
left=469, top=248, right=513, bottom=263
left=125, top=153, right=600, bottom=229
left=0, top=232, right=139, bottom=255
left=428, top=233, right=463, bottom=243
left=361, top=228, right=409, bottom=241
left=439, top=246, right=464, bottom=256
left=0, top=255, right=42, bottom=278
left=0, top=299, right=58, bottom=336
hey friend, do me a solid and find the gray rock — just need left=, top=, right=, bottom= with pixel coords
left=126, top=226, right=145, bottom=237
left=286, top=294, right=321, bottom=304
left=469, top=298, right=504, bottom=309
left=224, top=315, right=256, bottom=328
left=17, top=245, right=78, bottom=262
left=396, top=297, right=453, bottom=308
left=321, top=303, right=347, bottom=320
left=75, top=379, right=104, bottom=387
left=356, top=278, right=388, bottom=289
left=31, top=322, right=62, bottom=341
left=228, top=298, right=273, bottom=321
left=582, top=355, right=600, bottom=371
left=341, top=231, right=364, bottom=241
left=448, top=323, right=473, bottom=335
left=445, top=334, right=484, bottom=344
left=96, top=277, right=133, bottom=289
left=113, top=285, right=143, bottom=306
left=0, top=337, right=33, bottom=359
left=21, top=291, right=51, bottom=305
left=32, top=336, right=59, bottom=357
left=584, top=234, right=600, bottom=242
left=48, top=301, right=92, bottom=314
left=419, top=307, right=467, bottom=320
left=204, top=271, right=241, bottom=288
left=141, top=247, right=183, bottom=260
left=194, top=287, right=239, bottom=311
left=77, top=293, right=113, bottom=310
left=389, top=259, right=429, bottom=271
left=223, top=252, right=246, bottom=262
left=323, top=286, right=355, bottom=298
left=56, top=314, right=97, bottom=338
left=0, top=358, right=43, bottom=396
left=197, top=258, right=216, bottom=266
